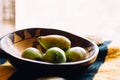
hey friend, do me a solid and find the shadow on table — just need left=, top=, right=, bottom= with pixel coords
left=8, top=41, right=111, bottom=80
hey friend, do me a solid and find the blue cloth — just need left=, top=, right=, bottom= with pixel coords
left=0, top=57, right=7, bottom=64
left=0, top=50, right=7, bottom=64
left=0, top=41, right=111, bottom=80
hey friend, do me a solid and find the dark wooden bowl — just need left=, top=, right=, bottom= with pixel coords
left=0, top=28, right=99, bottom=75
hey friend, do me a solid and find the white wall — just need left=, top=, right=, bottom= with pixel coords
left=16, top=0, right=120, bottom=37
left=0, top=0, right=2, bottom=23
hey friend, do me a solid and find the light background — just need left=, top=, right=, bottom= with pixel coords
left=16, top=0, right=120, bottom=39
left=0, top=0, right=2, bottom=23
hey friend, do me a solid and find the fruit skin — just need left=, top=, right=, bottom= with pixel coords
left=43, top=47, right=66, bottom=63
left=22, top=47, right=43, bottom=60
left=37, top=35, right=71, bottom=51
left=66, top=47, right=87, bottom=62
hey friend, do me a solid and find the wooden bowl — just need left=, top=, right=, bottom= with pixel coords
left=0, top=28, right=99, bottom=75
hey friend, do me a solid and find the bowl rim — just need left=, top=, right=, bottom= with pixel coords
left=0, top=28, right=99, bottom=65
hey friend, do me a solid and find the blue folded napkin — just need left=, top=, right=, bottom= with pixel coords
left=6, top=41, right=111, bottom=80
left=0, top=49, right=7, bottom=64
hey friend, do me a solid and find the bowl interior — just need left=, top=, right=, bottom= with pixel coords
left=0, top=28, right=98, bottom=64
